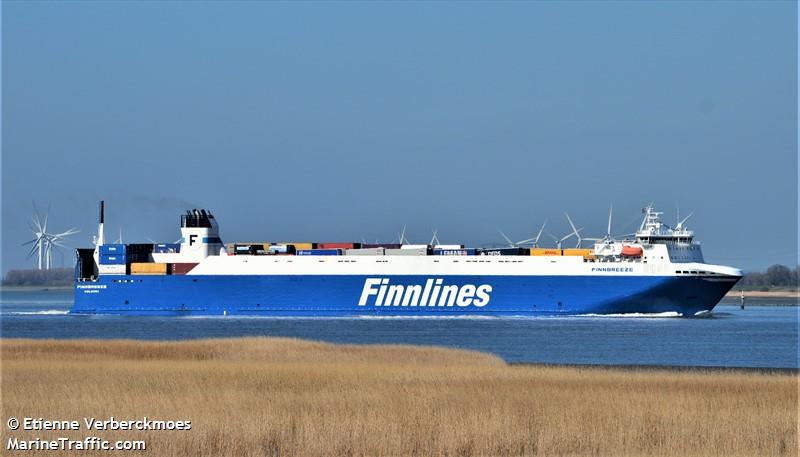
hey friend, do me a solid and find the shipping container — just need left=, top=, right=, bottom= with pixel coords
left=344, top=248, right=384, bottom=256
left=479, top=248, right=528, bottom=256
left=99, top=254, right=126, bottom=265
left=433, top=248, right=475, bottom=256
left=234, top=244, right=259, bottom=255
left=126, top=243, right=154, bottom=254
left=268, top=244, right=297, bottom=254
left=433, top=244, right=464, bottom=250
left=385, top=247, right=427, bottom=256
left=171, top=263, right=199, bottom=275
left=316, top=242, right=360, bottom=250
left=154, top=243, right=180, bottom=253
left=529, top=248, right=562, bottom=256
left=129, top=253, right=152, bottom=263
left=362, top=243, right=402, bottom=249
left=130, top=262, right=168, bottom=275
left=99, top=244, right=126, bottom=255
left=98, top=264, right=126, bottom=275
left=562, top=249, right=593, bottom=257
left=296, top=249, right=341, bottom=256
left=400, top=244, right=429, bottom=250
left=282, top=242, right=313, bottom=250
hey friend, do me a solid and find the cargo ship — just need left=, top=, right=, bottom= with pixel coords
left=71, top=202, right=742, bottom=317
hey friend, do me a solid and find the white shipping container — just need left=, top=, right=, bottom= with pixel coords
left=434, top=244, right=464, bottom=250
left=268, top=244, right=289, bottom=253
left=98, top=264, right=126, bottom=275
left=400, top=244, right=429, bottom=250
left=344, top=248, right=385, bottom=256
left=385, top=248, right=427, bottom=256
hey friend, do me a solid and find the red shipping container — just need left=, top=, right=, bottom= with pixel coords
left=316, top=242, right=355, bottom=249
left=171, top=263, right=199, bottom=275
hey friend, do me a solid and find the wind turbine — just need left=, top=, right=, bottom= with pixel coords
left=498, top=229, right=517, bottom=248
left=547, top=229, right=581, bottom=250
left=22, top=205, right=79, bottom=270
left=564, top=213, right=584, bottom=248
left=23, top=209, right=48, bottom=269
left=396, top=225, right=410, bottom=244
left=45, top=227, right=80, bottom=268
left=585, top=205, right=615, bottom=245
left=516, top=220, right=549, bottom=248
left=429, top=229, right=441, bottom=246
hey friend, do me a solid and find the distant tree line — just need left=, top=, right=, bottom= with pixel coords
left=739, top=265, right=799, bottom=289
left=2, top=268, right=73, bottom=287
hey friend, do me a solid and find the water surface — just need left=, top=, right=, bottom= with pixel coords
left=1, top=289, right=796, bottom=368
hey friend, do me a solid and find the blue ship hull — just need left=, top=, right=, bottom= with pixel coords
left=71, top=274, right=737, bottom=317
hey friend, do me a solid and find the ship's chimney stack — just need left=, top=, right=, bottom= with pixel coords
left=97, top=200, right=105, bottom=246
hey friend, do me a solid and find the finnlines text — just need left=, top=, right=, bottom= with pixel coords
left=358, top=278, right=492, bottom=307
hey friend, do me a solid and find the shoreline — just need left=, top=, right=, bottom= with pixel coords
left=724, top=289, right=798, bottom=299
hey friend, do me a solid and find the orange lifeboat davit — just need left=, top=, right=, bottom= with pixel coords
left=620, top=245, right=643, bottom=257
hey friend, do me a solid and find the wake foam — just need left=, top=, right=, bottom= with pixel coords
left=576, top=311, right=683, bottom=318
left=6, top=310, right=70, bottom=316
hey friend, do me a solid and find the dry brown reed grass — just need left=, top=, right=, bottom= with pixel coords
left=1, top=337, right=797, bottom=456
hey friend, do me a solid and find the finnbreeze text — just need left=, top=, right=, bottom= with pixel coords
left=358, top=278, right=492, bottom=308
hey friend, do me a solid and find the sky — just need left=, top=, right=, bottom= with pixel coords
left=2, top=1, right=797, bottom=273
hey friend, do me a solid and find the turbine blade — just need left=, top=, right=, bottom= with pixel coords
left=498, top=230, right=514, bottom=247
left=26, top=243, right=40, bottom=258
left=42, top=205, right=50, bottom=233
left=564, top=213, right=579, bottom=237
left=535, top=219, right=548, bottom=243
left=55, top=228, right=79, bottom=237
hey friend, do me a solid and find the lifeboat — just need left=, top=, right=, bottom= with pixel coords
left=620, top=245, right=643, bottom=257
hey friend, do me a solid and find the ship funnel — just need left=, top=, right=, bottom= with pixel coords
left=96, top=200, right=105, bottom=246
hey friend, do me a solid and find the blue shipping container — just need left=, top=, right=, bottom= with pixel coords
left=297, top=249, right=341, bottom=256
left=99, top=244, right=126, bottom=255
left=99, top=254, right=126, bottom=265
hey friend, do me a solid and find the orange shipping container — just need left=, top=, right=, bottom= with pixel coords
left=562, top=249, right=593, bottom=257
left=529, top=248, right=562, bottom=256
left=282, top=242, right=313, bottom=250
left=130, top=262, right=168, bottom=275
